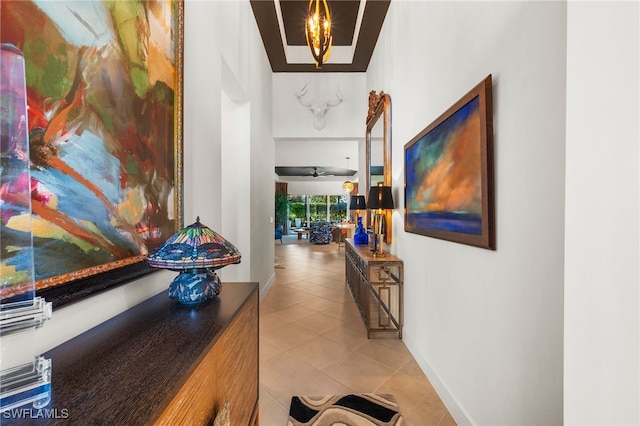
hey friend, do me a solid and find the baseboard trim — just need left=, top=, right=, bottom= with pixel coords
left=402, top=331, right=474, bottom=426
left=260, top=272, right=275, bottom=301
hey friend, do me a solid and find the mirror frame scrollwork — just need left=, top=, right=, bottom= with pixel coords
left=365, top=91, right=392, bottom=244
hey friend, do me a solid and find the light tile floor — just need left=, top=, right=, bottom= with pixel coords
left=259, top=235, right=457, bottom=425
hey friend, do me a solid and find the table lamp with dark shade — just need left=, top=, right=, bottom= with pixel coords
left=349, top=195, right=367, bottom=211
left=146, top=217, right=241, bottom=304
left=349, top=195, right=369, bottom=245
left=367, top=184, right=394, bottom=255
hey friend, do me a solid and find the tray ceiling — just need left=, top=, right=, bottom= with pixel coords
left=250, top=0, right=391, bottom=72
left=275, top=166, right=357, bottom=177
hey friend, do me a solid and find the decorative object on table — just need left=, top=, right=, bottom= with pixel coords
left=146, top=217, right=241, bottom=304
left=1, top=43, right=36, bottom=303
left=305, top=0, right=332, bottom=68
left=342, top=157, right=355, bottom=193
left=404, top=75, right=495, bottom=250
left=1, top=1, right=184, bottom=307
left=367, top=183, right=394, bottom=256
left=353, top=217, right=369, bottom=245
left=349, top=195, right=368, bottom=245
left=288, top=394, right=404, bottom=426
left=0, top=43, right=53, bottom=414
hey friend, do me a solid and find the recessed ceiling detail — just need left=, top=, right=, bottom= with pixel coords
left=281, top=0, right=359, bottom=46
left=275, top=166, right=357, bottom=177
left=250, top=0, right=390, bottom=72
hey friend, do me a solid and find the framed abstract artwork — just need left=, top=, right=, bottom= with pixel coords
left=404, top=75, right=495, bottom=249
left=0, top=1, right=184, bottom=306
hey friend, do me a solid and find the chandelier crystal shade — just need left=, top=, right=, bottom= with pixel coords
left=306, top=0, right=332, bottom=68
left=342, top=156, right=354, bottom=193
left=342, top=181, right=354, bottom=193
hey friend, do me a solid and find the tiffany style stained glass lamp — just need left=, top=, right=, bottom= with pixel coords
left=146, top=217, right=241, bottom=304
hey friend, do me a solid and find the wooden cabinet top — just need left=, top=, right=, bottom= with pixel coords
left=7, top=282, right=258, bottom=425
left=345, top=238, right=403, bottom=264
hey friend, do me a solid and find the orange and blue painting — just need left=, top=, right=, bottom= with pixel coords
left=1, top=1, right=182, bottom=299
left=405, top=75, right=494, bottom=249
left=404, top=75, right=496, bottom=250
left=405, top=96, right=483, bottom=235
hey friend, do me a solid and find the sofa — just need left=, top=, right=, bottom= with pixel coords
left=275, top=225, right=283, bottom=243
left=309, top=221, right=333, bottom=244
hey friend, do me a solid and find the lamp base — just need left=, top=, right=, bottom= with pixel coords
left=371, top=232, right=386, bottom=257
left=168, top=269, right=221, bottom=305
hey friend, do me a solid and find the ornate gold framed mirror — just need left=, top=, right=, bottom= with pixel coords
left=365, top=91, right=392, bottom=244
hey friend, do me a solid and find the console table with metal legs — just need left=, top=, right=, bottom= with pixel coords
left=344, top=239, right=403, bottom=338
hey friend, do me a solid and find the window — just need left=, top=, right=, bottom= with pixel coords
left=309, top=196, right=327, bottom=222
left=329, top=195, right=348, bottom=222
left=288, top=194, right=349, bottom=226
left=289, top=195, right=307, bottom=228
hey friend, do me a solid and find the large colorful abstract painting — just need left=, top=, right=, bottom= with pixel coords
left=0, top=1, right=184, bottom=305
left=404, top=75, right=495, bottom=249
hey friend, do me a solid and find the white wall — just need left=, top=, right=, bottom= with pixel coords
left=286, top=180, right=352, bottom=196
left=246, top=9, right=277, bottom=298
left=34, top=0, right=274, bottom=353
left=564, top=3, right=639, bottom=425
left=368, top=2, right=567, bottom=424
left=220, top=86, right=250, bottom=281
left=276, top=139, right=359, bottom=169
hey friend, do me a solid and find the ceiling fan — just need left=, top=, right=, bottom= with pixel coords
left=310, top=167, right=326, bottom=178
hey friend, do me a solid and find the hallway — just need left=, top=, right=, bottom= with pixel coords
left=258, top=236, right=456, bottom=425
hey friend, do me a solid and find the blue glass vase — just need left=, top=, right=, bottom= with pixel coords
left=353, top=217, right=368, bottom=245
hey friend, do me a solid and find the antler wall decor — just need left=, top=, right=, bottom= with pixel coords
left=295, top=83, right=343, bottom=131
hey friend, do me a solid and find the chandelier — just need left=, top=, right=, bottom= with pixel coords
left=342, top=157, right=354, bottom=193
left=306, top=0, right=332, bottom=68
left=342, top=180, right=354, bottom=193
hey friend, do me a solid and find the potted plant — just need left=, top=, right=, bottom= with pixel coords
left=274, top=192, right=289, bottom=230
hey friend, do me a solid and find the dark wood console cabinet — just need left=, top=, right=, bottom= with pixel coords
left=345, top=239, right=403, bottom=338
left=6, top=282, right=259, bottom=425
